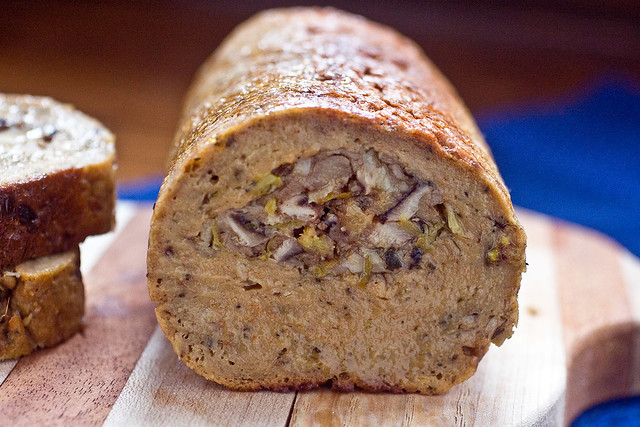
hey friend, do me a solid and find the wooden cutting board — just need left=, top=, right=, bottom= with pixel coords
left=1, top=202, right=639, bottom=426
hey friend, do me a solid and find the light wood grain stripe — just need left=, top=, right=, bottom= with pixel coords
left=0, top=201, right=138, bottom=388
left=620, top=251, right=640, bottom=395
left=555, top=222, right=635, bottom=425
left=104, top=325, right=295, bottom=426
left=0, top=208, right=156, bottom=426
left=554, top=223, right=633, bottom=351
left=290, top=210, right=566, bottom=426
left=621, top=251, right=640, bottom=323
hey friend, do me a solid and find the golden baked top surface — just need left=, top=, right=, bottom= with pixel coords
left=169, top=7, right=510, bottom=204
left=0, top=94, right=115, bottom=185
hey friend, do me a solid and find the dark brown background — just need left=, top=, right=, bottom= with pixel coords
left=1, top=0, right=639, bottom=181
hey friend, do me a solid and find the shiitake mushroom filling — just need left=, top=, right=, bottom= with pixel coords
left=207, top=149, right=467, bottom=281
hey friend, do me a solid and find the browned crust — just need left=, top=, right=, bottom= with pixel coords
left=0, top=163, right=115, bottom=270
left=167, top=7, right=511, bottom=211
left=204, top=376, right=458, bottom=395
left=187, top=362, right=481, bottom=395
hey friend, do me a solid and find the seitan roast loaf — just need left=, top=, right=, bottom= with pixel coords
left=0, top=248, right=84, bottom=360
left=0, top=94, right=116, bottom=270
left=147, top=7, right=527, bottom=394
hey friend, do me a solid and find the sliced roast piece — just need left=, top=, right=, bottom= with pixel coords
left=148, top=7, right=526, bottom=395
left=0, top=94, right=116, bottom=270
left=0, top=248, right=84, bottom=359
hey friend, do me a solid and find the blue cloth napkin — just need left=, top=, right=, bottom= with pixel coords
left=118, top=74, right=640, bottom=424
left=572, top=396, right=640, bottom=427
left=117, top=174, right=163, bottom=202
left=477, top=74, right=640, bottom=258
